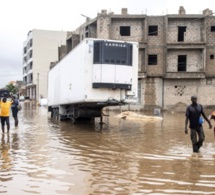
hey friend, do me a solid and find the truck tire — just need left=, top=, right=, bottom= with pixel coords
left=53, top=108, right=59, bottom=120
left=51, top=110, right=54, bottom=118
left=60, top=114, right=66, bottom=121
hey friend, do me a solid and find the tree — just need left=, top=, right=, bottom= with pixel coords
left=5, top=83, right=18, bottom=95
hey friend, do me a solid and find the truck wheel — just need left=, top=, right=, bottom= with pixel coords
left=53, top=108, right=59, bottom=120
left=60, top=114, right=66, bottom=121
left=53, top=108, right=56, bottom=119
left=51, top=110, right=54, bottom=118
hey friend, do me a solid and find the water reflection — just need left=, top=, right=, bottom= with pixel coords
left=0, top=102, right=215, bottom=194
left=0, top=134, right=12, bottom=174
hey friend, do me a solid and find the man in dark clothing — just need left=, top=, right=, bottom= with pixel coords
left=11, top=95, right=19, bottom=127
left=185, top=96, right=212, bottom=153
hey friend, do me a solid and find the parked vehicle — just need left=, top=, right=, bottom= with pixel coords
left=19, top=96, right=25, bottom=101
left=47, top=38, right=138, bottom=123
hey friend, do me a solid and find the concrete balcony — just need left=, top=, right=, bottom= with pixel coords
left=166, top=42, right=206, bottom=49
left=23, top=62, right=27, bottom=67
left=27, top=69, right=33, bottom=74
left=165, top=72, right=205, bottom=79
left=138, top=42, right=146, bottom=49
left=138, top=72, right=147, bottom=78
left=26, top=82, right=35, bottom=87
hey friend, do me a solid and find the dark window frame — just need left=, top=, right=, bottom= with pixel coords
left=178, top=55, right=187, bottom=71
left=120, top=26, right=131, bottom=36
left=178, top=26, right=187, bottom=42
left=211, top=26, right=215, bottom=32
left=148, top=25, right=158, bottom=36
left=148, top=55, right=157, bottom=65
left=85, top=26, right=89, bottom=38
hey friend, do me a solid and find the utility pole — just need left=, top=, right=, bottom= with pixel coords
left=37, top=73, right=39, bottom=102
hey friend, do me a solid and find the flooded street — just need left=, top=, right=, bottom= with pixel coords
left=1, top=102, right=215, bottom=195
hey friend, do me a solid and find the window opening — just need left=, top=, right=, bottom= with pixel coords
left=23, top=57, right=27, bottom=63
left=211, top=26, right=215, bottom=32
left=148, top=25, right=158, bottom=36
left=30, top=62, right=33, bottom=69
left=210, top=54, right=214, bottom=59
left=66, top=38, right=72, bottom=53
left=85, top=26, right=89, bottom=38
left=30, top=74, right=33, bottom=83
left=29, top=50, right=33, bottom=58
left=23, top=47, right=27, bottom=54
left=29, top=39, right=32, bottom=47
left=178, top=55, right=187, bottom=71
left=120, top=26, right=130, bottom=36
left=178, top=26, right=187, bottom=42
left=148, top=55, right=157, bottom=65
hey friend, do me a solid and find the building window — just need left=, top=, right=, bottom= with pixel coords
left=66, top=38, right=72, bottom=53
left=211, top=26, right=215, bottom=32
left=148, top=55, right=157, bottom=65
left=148, top=25, right=158, bottom=36
left=23, top=57, right=27, bottom=63
left=85, top=26, right=89, bottom=38
left=210, top=54, right=214, bottom=59
left=178, top=55, right=187, bottom=71
left=30, top=39, right=33, bottom=47
left=24, top=76, right=27, bottom=85
left=30, top=74, right=33, bottom=83
left=28, top=39, right=32, bottom=49
left=29, top=50, right=33, bottom=58
left=23, top=47, right=27, bottom=54
left=120, top=26, right=130, bottom=36
left=178, top=26, right=187, bottom=42
left=30, top=62, right=33, bottom=69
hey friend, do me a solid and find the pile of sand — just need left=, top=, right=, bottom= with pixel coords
left=116, top=111, right=163, bottom=121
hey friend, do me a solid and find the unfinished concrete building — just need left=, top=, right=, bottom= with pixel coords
left=64, top=7, right=215, bottom=110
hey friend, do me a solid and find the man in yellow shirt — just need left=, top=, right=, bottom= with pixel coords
left=0, top=97, right=12, bottom=133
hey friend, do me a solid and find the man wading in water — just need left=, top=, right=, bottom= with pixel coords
left=0, top=97, right=12, bottom=133
left=11, top=95, right=19, bottom=127
left=185, top=96, right=212, bottom=153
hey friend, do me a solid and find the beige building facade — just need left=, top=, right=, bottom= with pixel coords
left=64, top=7, right=215, bottom=110
left=23, top=29, right=67, bottom=100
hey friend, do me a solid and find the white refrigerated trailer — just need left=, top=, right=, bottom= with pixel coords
left=47, top=38, right=138, bottom=123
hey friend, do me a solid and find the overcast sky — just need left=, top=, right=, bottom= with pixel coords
left=0, top=0, right=214, bottom=88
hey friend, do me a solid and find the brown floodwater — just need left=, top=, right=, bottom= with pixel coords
left=0, top=102, right=215, bottom=195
